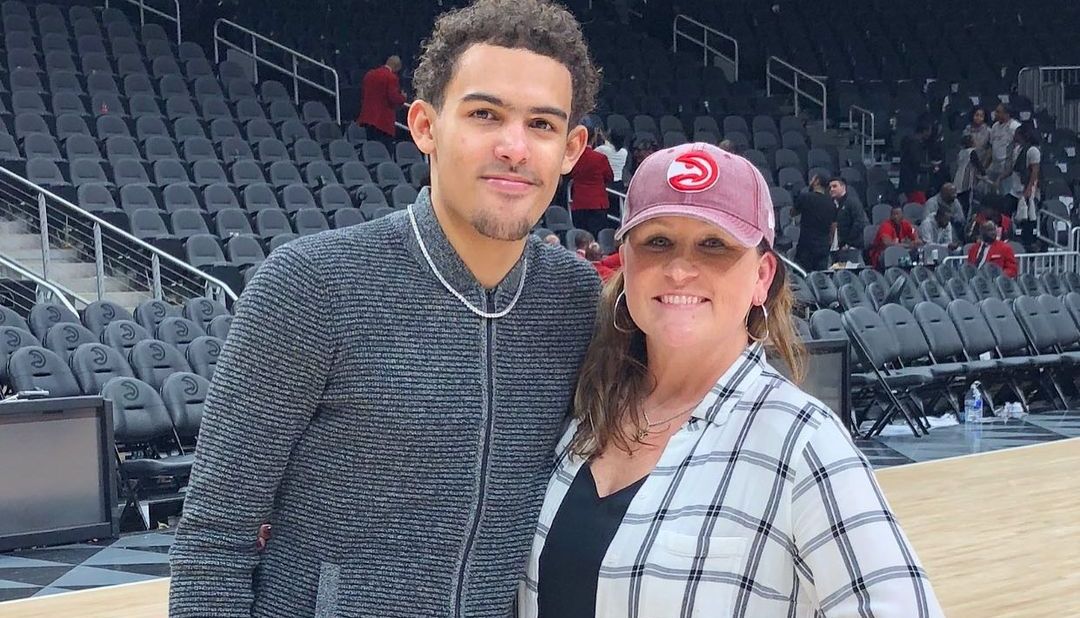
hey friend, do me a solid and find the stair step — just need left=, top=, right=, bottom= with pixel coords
left=0, top=233, right=41, bottom=250
left=2, top=247, right=82, bottom=263
left=57, top=275, right=135, bottom=295
left=96, top=291, right=154, bottom=310
left=0, top=220, right=27, bottom=235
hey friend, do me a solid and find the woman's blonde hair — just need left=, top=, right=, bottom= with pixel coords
left=569, top=243, right=805, bottom=458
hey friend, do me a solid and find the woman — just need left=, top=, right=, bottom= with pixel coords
left=520, top=143, right=942, bottom=617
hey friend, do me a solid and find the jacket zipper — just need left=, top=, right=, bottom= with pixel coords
left=453, top=289, right=497, bottom=616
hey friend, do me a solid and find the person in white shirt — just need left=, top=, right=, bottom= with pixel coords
left=595, top=129, right=629, bottom=219
left=520, top=143, right=943, bottom=618
left=1008, top=123, right=1041, bottom=246
left=989, top=103, right=1021, bottom=187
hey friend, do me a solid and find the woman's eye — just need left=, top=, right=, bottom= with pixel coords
left=645, top=236, right=672, bottom=247
left=701, top=238, right=727, bottom=249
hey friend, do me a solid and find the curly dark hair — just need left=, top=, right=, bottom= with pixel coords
left=413, top=0, right=600, bottom=128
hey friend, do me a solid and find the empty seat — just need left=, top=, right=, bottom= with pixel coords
left=166, top=95, right=198, bottom=120
left=24, top=134, right=63, bottom=161
left=210, top=117, right=242, bottom=142
left=214, top=207, right=253, bottom=236
left=268, top=232, right=299, bottom=251
left=82, top=300, right=135, bottom=336
left=207, top=314, right=233, bottom=339
left=174, top=117, right=207, bottom=141
left=8, top=347, right=81, bottom=397
left=129, top=339, right=192, bottom=391
left=292, top=138, right=325, bottom=165
left=219, top=137, right=254, bottom=163
left=13, top=91, right=49, bottom=116
left=193, top=160, right=228, bottom=186
left=144, top=136, right=180, bottom=162
left=129, top=94, right=164, bottom=119
left=71, top=342, right=134, bottom=395
left=391, top=184, right=418, bottom=208
left=243, top=183, right=281, bottom=212
left=156, top=317, right=205, bottom=352
left=130, top=209, right=173, bottom=240
left=304, top=161, right=340, bottom=187
left=96, top=114, right=132, bottom=139
left=226, top=235, right=266, bottom=267
left=245, top=119, right=276, bottom=144
left=52, top=92, right=89, bottom=117
left=171, top=208, right=210, bottom=237
left=27, top=158, right=69, bottom=186
left=163, top=184, right=201, bottom=214
left=235, top=98, right=266, bottom=122
left=376, top=162, right=407, bottom=189
left=333, top=208, right=365, bottom=229
left=361, top=141, right=392, bottom=166
left=279, top=120, right=310, bottom=145
left=68, top=158, right=111, bottom=188
left=319, top=185, right=353, bottom=213
left=339, top=161, right=373, bottom=188
left=255, top=209, right=293, bottom=238
left=77, top=184, right=119, bottom=212
left=120, top=184, right=162, bottom=214
left=294, top=209, right=330, bottom=235
left=134, top=300, right=180, bottom=332
left=230, top=159, right=267, bottom=187
left=269, top=100, right=300, bottom=124
left=185, top=234, right=229, bottom=268
left=16, top=114, right=51, bottom=141
left=269, top=161, right=303, bottom=188
left=43, top=322, right=97, bottom=359
left=160, top=372, right=208, bottom=442
left=155, top=160, right=193, bottom=186
left=329, top=139, right=360, bottom=166
left=260, top=80, right=290, bottom=101
left=281, top=184, right=317, bottom=212
left=258, top=138, right=290, bottom=163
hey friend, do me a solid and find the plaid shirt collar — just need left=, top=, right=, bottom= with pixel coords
left=691, top=342, right=766, bottom=427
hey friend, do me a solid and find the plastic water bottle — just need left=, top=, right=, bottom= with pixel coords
left=964, top=382, right=983, bottom=425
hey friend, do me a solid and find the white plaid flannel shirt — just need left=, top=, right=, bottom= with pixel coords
left=518, top=343, right=943, bottom=617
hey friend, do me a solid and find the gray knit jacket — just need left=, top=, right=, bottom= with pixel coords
left=168, top=192, right=601, bottom=617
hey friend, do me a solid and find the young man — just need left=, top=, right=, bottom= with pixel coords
left=356, top=54, right=407, bottom=151
left=830, top=177, right=868, bottom=261
left=168, top=1, right=601, bottom=616
left=793, top=174, right=837, bottom=272
left=870, top=206, right=922, bottom=268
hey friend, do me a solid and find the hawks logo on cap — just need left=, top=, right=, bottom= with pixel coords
left=666, top=151, right=720, bottom=193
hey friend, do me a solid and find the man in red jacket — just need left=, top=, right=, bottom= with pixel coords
left=968, top=220, right=1019, bottom=277
left=870, top=206, right=922, bottom=268
left=569, top=128, right=614, bottom=237
left=357, top=55, right=407, bottom=152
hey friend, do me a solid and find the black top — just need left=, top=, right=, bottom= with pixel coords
left=537, top=463, right=647, bottom=618
left=794, top=190, right=836, bottom=253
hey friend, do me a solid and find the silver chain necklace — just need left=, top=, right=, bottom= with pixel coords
left=408, top=205, right=527, bottom=320
left=636, top=404, right=698, bottom=441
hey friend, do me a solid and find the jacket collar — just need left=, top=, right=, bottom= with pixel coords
left=403, top=187, right=531, bottom=309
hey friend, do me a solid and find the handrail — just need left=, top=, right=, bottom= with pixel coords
left=767, top=56, right=828, bottom=128
left=0, top=166, right=238, bottom=302
left=672, top=14, right=739, bottom=82
left=1037, top=208, right=1072, bottom=248
left=0, top=253, right=84, bottom=315
left=848, top=105, right=876, bottom=163
left=1071, top=226, right=1080, bottom=253
left=1017, top=65, right=1080, bottom=132
left=103, top=0, right=180, bottom=44
left=942, top=250, right=1080, bottom=274
left=213, top=19, right=342, bottom=123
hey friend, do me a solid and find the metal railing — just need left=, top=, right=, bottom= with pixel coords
left=213, top=19, right=342, bottom=123
left=1071, top=226, right=1080, bottom=253
left=1017, top=66, right=1080, bottom=132
left=672, top=15, right=739, bottom=82
left=943, top=250, right=1080, bottom=275
left=848, top=105, right=876, bottom=163
left=1037, top=209, right=1073, bottom=248
left=0, top=166, right=237, bottom=307
left=103, top=0, right=181, bottom=44
left=0, top=254, right=83, bottom=316
left=767, top=57, right=828, bottom=128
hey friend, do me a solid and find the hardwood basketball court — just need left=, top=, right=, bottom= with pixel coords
left=2, top=437, right=1077, bottom=618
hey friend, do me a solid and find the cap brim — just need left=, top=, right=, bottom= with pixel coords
left=614, top=204, right=765, bottom=247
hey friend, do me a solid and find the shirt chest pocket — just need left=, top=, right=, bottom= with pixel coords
left=635, top=532, right=748, bottom=617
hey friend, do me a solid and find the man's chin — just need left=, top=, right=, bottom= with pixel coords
left=472, top=215, right=535, bottom=243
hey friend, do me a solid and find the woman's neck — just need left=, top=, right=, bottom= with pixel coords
left=644, top=335, right=750, bottom=406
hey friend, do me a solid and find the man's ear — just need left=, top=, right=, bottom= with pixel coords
left=561, top=124, right=589, bottom=175
left=408, top=100, right=437, bottom=156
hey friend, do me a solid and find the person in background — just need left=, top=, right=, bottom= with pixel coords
left=989, top=103, right=1021, bottom=198
left=963, top=107, right=991, bottom=166
left=870, top=206, right=922, bottom=268
left=792, top=174, right=836, bottom=272
left=573, top=230, right=596, bottom=259
left=967, top=201, right=1013, bottom=242
left=570, top=128, right=615, bottom=238
left=831, top=177, right=868, bottom=262
left=1009, top=122, right=1041, bottom=247
left=625, top=135, right=658, bottom=180
left=595, top=129, right=629, bottom=218
left=356, top=55, right=407, bottom=152
left=544, top=233, right=562, bottom=246
left=954, top=134, right=987, bottom=214
left=924, top=182, right=966, bottom=227
left=919, top=205, right=961, bottom=251
left=968, top=220, right=1018, bottom=277
left=584, top=242, right=616, bottom=281
left=718, top=138, right=736, bottom=152
left=899, top=123, right=936, bottom=203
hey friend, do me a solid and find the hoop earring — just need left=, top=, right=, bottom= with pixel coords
left=613, top=291, right=637, bottom=334
left=746, top=303, right=769, bottom=342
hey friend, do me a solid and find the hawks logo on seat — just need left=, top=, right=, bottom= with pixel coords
left=667, top=151, right=719, bottom=193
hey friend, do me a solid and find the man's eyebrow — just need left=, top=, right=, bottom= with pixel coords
left=460, top=92, right=568, bottom=121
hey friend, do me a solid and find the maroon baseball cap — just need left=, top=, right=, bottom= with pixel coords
left=615, top=143, right=776, bottom=247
